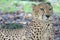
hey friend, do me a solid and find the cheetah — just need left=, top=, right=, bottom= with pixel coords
left=0, top=2, right=54, bottom=40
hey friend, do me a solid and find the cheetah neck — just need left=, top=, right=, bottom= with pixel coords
left=26, top=18, right=53, bottom=40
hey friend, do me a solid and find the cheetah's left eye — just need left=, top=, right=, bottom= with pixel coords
left=40, top=8, right=44, bottom=11
left=49, top=8, right=52, bottom=10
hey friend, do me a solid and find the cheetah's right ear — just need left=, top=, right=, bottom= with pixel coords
left=32, top=4, right=37, bottom=11
left=32, top=4, right=36, bottom=9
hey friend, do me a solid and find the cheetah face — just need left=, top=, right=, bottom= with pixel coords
left=32, top=2, right=53, bottom=21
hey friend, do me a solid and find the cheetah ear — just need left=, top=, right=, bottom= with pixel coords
left=32, top=4, right=37, bottom=11
left=32, top=4, right=36, bottom=9
left=46, top=2, right=51, bottom=5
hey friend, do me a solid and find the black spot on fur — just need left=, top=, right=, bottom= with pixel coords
left=36, top=33, right=38, bottom=35
left=37, top=39, right=39, bottom=40
left=48, top=24, right=50, bottom=26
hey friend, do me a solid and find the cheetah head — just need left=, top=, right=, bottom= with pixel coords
left=32, top=2, right=53, bottom=21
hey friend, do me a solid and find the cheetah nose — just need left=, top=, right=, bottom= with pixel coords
left=46, top=15, right=50, bottom=18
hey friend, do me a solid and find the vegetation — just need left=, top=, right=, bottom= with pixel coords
left=1, top=23, right=23, bottom=29
left=0, top=0, right=39, bottom=13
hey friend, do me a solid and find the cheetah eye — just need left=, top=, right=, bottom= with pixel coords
left=40, top=8, right=44, bottom=11
left=49, top=8, right=52, bottom=10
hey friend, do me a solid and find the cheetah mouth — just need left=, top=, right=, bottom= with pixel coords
left=42, top=17, right=53, bottom=21
left=38, top=15, right=53, bottom=21
left=46, top=18, right=52, bottom=21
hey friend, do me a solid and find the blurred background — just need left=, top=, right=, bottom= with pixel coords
left=0, top=0, right=60, bottom=14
